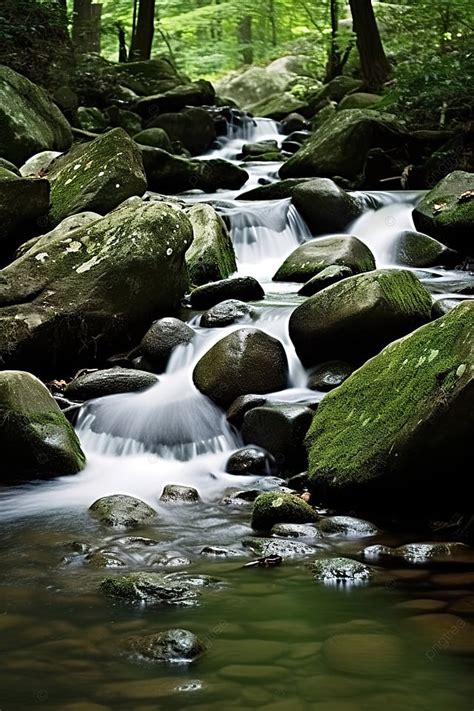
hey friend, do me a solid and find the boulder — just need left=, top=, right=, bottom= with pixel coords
left=226, top=394, right=268, bottom=428
left=0, top=65, right=72, bottom=165
left=412, top=171, right=474, bottom=254
left=280, top=110, right=407, bottom=182
left=111, top=58, right=184, bottom=96
left=289, top=269, right=432, bottom=366
left=0, top=370, right=85, bottom=481
left=318, top=516, right=378, bottom=538
left=0, top=168, right=50, bottom=246
left=273, top=235, right=375, bottom=283
left=138, top=317, right=194, bottom=372
left=125, top=629, right=204, bottom=663
left=225, top=446, right=278, bottom=477
left=16, top=211, right=101, bottom=258
left=201, top=300, right=255, bottom=328
left=271, top=523, right=321, bottom=539
left=238, top=177, right=312, bottom=202
left=105, top=107, right=142, bottom=136
left=0, top=158, right=20, bottom=175
left=193, top=328, right=288, bottom=408
left=242, top=404, right=314, bottom=473
left=243, top=537, right=316, bottom=559
left=215, top=66, right=294, bottom=110
left=140, top=146, right=248, bottom=194
left=160, top=484, right=200, bottom=503
left=185, top=204, right=237, bottom=286
left=20, top=151, right=62, bottom=177
left=312, top=557, right=373, bottom=584
left=0, top=201, right=193, bottom=376
left=134, top=80, right=215, bottom=117
left=77, top=106, right=109, bottom=133
left=147, top=108, right=216, bottom=156
left=246, top=93, right=309, bottom=121
left=47, top=128, right=147, bottom=225
left=65, top=367, right=159, bottom=401
left=251, top=492, right=318, bottom=531
left=338, top=93, right=382, bottom=111
left=299, top=265, right=353, bottom=296
left=291, top=179, right=364, bottom=235
left=100, top=572, right=204, bottom=606
left=308, top=76, right=362, bottom=108
left=307, top=361, right=353, bottom=391
left=393, top=230, right=458, bottom=268
left=280, top=113, right=310, bottom=135
left=89, top=494, right=158, bottom=528
left=189, top=276, right=264, bottom=310
left=133, top=128, right=174, bottom=153
left=305, top=302, right=474, bottom=511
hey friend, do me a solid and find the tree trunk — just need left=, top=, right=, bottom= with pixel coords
left=130, top=0, right=156, bottom=61
left=349, top=0, right=390, bottom=91
left=269, top=0, right=277, bottom=47
left=88, top=3, right=102, bottom=54
left=238, top=15, right=253, bottom=65
left=116, top=23, right=128, bottom=63
left=72, top=0, right=92, bottom=52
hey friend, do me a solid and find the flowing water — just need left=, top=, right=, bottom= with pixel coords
left=1, top=116, right=473, bottom=710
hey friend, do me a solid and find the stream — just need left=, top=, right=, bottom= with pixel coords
left=0, top=116, right=473, bottom=711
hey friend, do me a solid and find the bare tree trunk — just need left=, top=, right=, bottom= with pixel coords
left=116, top=22, right=128, bottom=63
left=238, top=15, right=253, bottom=65
left=349, top=0, right=390, bottom=91
left=269, top=0, right=277, bottom=47
left=72, top=0, right=92, bottom=51
left=89, top=3, right=102, bottom=54
left=130, top=0, right=156, bottom=61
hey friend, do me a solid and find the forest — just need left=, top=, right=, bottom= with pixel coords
left=0, top=1, right=473, bottom=710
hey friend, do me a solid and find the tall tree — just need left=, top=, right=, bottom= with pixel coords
left=238, top=14, right=253, bottom=65
left=349, top=0, right=390, bottom=90
left=130, top=0, right=156, bottom=60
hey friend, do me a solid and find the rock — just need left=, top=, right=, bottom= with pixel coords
left=0, top=168, right=50, bottom=246
left=0, top=201, right=192, bottom=376
left=312, top=557, right=374, bottom=584
left=0, top=157, right=20, bottom=175
left=251, top=492, right=317, bottom=531
left=16, top=211, right=102, bottom=258
left=19, top=151, right=62, bottom=177
left=193, top=328, right=288, bottom=408
left=243, top=537, right=316, bottom=559
left=185, top=204, right=237, bottom=285
left=246, top=93, right=309, bottom=121
left=215, top=66, right=294, bottom=110
left=289, top=269, right=432, bottom=366
left=201, top=300, right=255, bottom=328
left=225, top=446, right=278, bottom=477
left=241, top=140, right=279, bottom=159
left=307, top=361, right=353, bottom=391
left=134, top=80, right=215, bottom=117
left=318, top=516, right=378, bottom=538
left=242, top=404, right=313, bottom=472
left=393, top=230, right=458, bottom=268
left=226, top=394, right=267, bottom=428
left=322, top=633, right=403, bottom=676
left=394, top=599, right=447, bottom=614
left=89, top=495, right=158, bottom=528
left=138, top=318, right=194, bottom=373
left=100, top=572, right=204, bottom=606
left=64, top=367, right=158, bottom=401
left=77, top=106, right=109, bottom=133
left=280, top=113, right=310, bottom=135
left=412, top=171, right=474, bottom=254
left=190, top=277, right=264, bottom=310
left=160, top=485, right=200, bottom=504
left=305, top=302, right=474, bottom=511
left=133, top=128, right=174, bottom=153
left=405, top=614, right=474, bottom=655
left=105, top=107, right=142, bottom=136
left=274, top=235, right=374, bottom=283
left=111, top=58, right=184, bottom=96
left=141, top=146, right=248, bottom=194
left=299, top=266, right=354, bottom=297
left=125, top=629, right=204, bottom=663
left=47, top=128, right=147, bottom=225
left=311, top=102, right=337, bottom=130
left=280, top=110, right=407, bottom=182
left=147, top=108, right=216, bottom=156
left=309, top=76, right=362, bottom=107
left=271, top=523, right=321, bottom=539
left=365, top=542, right=474, bottom=566
left=291, top=179, right=365, bottom=235
left=338, top=93, right=382, bottom=111
left=239, top=177, right=312, bottom=202
left=0, top=65, right=72, bottom=165
left=0, top=370, right=85, bottom=481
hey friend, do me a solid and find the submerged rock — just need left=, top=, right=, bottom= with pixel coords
left=289, top=269, right=432, bottom=366
left=89, top=495, right=158, bottom=528
left=185, top=204, right=237, bottom=286
left=190, top=276, right=264, bottom=310
left=125, top=628, right=205, bottom=664
left=225, top=446, right=278, bottom=477
left=0, top=168, right=50, bottom=246
left=201, top=300, right=255, bottom=328
left=0, top=370, right=85, bottom=481
left=307, top=361, right=353, bottom=392
left=193, top=328, right=288, bottom=408
left=251, top=492, right=318, bottom=531
left=364, top=542, right=474, bottom=566
left=65, top=368, right=158, bottom=401
left=305, top=302, right=474, bottom=511
left=273, top=235, right=375, bottom=283
left=312, top=557, right=374, bottom=584
left=138, top=317, right=194, bottom=373
left=322, top=633, right=403, bottom=676
left=160, top=485, right=200, bottom=504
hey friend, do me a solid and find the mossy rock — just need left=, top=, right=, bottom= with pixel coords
left=289, top=269, right=432, bottom=366
left=0, top=65, right=72, bottom=166
left=273, top=235, right=375, bottom=283
left=186, top=204, right=237, bottom=286
left=133, top=128, right=174, bottom=153
left=111, top=58, right=184, bottom=96
left=312, top=557, right=373, bottom=583
left=148, top=108, right=216, bottom=156
left=299, top=265, right=354, bottom=297
left=125, top=629, right=205, bottom=663
left=77, top=106, right=109, bottom=133
left=393, top=230, right=458, bottom=268
left=412, top=171, right=474, bottom=254
left=280, top=109, right=407, bottom=182
left=246, top=92, right=309, bottom=121
left=134, top=80, right=215, bottom=118
left=65, top=367, right=159, bottom=401
left=291, top=179, right=365, bottom=236
left=100, top=572, right=201, bottom=606
left=251, top=492, right=318, bottom=531
left=242, top=536, right=316, bottom=558
left=47, top=128, right=147, bottom=225
left=305, top=302, right=474, bottom=511
left=338, top=93, right=382, bottom=111
left=308, top=76, right=362, bottom=108
left=0, top=167, right=50, bottom=245
left=89, top=494, right=158, bottom=528
left=0, top=370, right=85, bottom=481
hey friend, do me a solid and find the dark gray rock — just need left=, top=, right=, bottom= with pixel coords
left=318, top=516, right=378, bottom=538
left=201, top=300, right=256, bottom=328
left=138, top=317, right=194, bottom=372
left=299, top=265, right=353, bottom=296
left=243, top=536, right=316, bottom=559
left=312, top=557, right=373, bottom=583
left=307, top=361, right=353, bottom=392
left=190, top=277, right=265, bottom=310
left=89, top=495, right=158, bottom=528
left=100, top=572, right=207, bottom=606
left=291, top=179, right=364, bottom=235
left=226, top=394, right=268, bottom=428
left=271, top=523, right=322, bottom=539
left=226, top=446, right=278, bottom=477
left=160, top=484, right=200, bottom=504
left=125, top=628, right=205, bottom=663
left=65, top=367, right=158, bottom=401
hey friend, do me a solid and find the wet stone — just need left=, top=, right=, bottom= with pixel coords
left=89, top=495, right=158, bottom=529
left=307, top=361, right=353, bottom=392
left=312, top=557, right=374, bottom=584
left=226, top=446, right=278, bottom=477
left=226, top=394, right=268, bottom=428
left=394, top=598, right=447, bottom=614
left=322, top=633, right=403, bottom=677
left=271, top=523, right=322, bottom=540
left=100, top=572, right=217, bottom=607
left=243, top=536, right=317, bottom=559
left=200, top=299, right=256, bottom=328
left=160, top=484, right=201, bottom=504
left=125, top=628, right=205, bottom=664
left=318, top=516, right=378, bottom=538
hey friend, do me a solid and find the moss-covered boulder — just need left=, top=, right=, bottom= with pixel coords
left=133, top=128, right=174, bottom=153
left=312, top=557, right=373, bottom=584
left=338, top=93, right=382, bottom=111
left=412, top=171, right=474, bottom=254
left=141, top=146, right=248, bottom=194
left=308, top=76, right=362, bottom=108
left=0, top=201, right=193, bottom=376
left=148, top=108, right=216, bottom=156
left=134, top=80, right=215, bottom=118
left=251, top=492, right=318, bottom=531
left=393, top=230, right=458, bottom=268
left=0, top=65, right=72, bottom=166
left=279, top=110, right=407, bottom=182
left=90, top=494, right=158, bottom=528
left=0, top=370, right=85, bottom=481
left=77, top=106, right=109, bottom=133
left=193, top=328, right=289, bottom=408
left=47, top=128, right=147, bottom=225
left=273, top=235, right=375, bottom=283
left=299, top=265, right=353, bottom=296
left=190, top=276, right=264, bottom=310
left=290, top=269, right=432, bottom=366
left=138, top=317, right=195, bottom=372
left=185, top=204, right=237, bottom=286
left=0, top=168, right=50, bottom=245
left=305, top=302, right=474, bottom=511
left=293, top=179, right=364, bottom=235
left=111, top=58, right=184, bottom=96
left=246, top=93, right=309, bottom=121
left=65, top=367, right=159, bottom=401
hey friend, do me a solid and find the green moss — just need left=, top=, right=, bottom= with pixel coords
left=186, top=203, right=237, bottom=286
left=251, top=492, right=318, bottom=531
left=377, top=270, right=433, bottom=315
